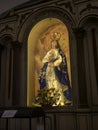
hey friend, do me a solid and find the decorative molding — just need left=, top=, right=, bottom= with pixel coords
left=0, top=25, right=13, bottom=34
left=37, top=7, right=75, bottom=27
left=56, top=1, right=75, bottom=15
left=17, top=12, right=32, bottom=28
left=73, top=0, right=90, bottom=5
left=0, top=16, right=18, bottom=24
left=0, top=0, right=76, bottom=21
left=80, top=3, right=98, bottom=15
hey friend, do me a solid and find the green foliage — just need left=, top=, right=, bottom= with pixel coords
left=34, top=87, right=61, bottom=106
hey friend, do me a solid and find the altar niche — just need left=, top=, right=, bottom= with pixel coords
left=27, top=18, right=72, bottom=107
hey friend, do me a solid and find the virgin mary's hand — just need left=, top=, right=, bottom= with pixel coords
left=48, top=62, right=54, bottom=67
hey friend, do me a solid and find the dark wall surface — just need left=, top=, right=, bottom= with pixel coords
left=0, top=0, right=29, bottom=14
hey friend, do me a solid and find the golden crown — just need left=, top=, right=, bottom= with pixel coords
left=50, top=32, right=61, bottom=41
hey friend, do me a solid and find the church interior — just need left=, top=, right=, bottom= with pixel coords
left=0, top=0, right=98, bottom=130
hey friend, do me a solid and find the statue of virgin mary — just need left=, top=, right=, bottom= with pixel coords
left=34, top=32, right=72, bottom=106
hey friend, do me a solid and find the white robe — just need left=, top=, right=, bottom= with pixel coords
left=42, top=49, right=67, bottom=105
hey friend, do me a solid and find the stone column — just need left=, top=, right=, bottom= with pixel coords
left=74, top=28, right=88, bottom=107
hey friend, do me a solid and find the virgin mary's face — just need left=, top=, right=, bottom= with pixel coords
left=51, top=40, right=57, bottom=49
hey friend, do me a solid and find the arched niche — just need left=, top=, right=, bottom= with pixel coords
left=27, top=18, right=72, bottom=106
left=78, top=16, right=98, bottom=106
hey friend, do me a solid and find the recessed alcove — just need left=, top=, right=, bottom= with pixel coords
left=27, top=18, right=72, bottom=106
